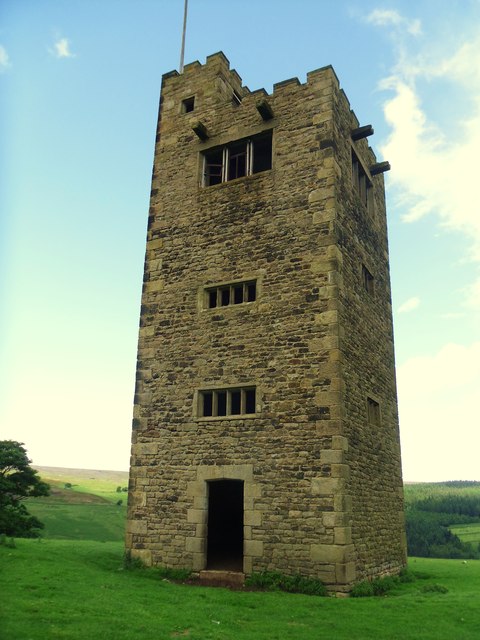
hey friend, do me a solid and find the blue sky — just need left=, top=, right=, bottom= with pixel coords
left=1, top=0, right=479, bottom=481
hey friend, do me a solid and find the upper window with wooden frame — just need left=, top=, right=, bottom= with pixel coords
left=202, top=130, right=272, bottom=187
left=352, top=149, right=373, bottom=211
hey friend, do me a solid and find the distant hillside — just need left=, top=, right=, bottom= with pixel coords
left=33, top=466, right=129, bottom=485
left=27, top=466, right=130, bottom=542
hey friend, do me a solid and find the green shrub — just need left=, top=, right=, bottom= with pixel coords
left=123, top=551, right=146, bottom=570
left=350, top=581, right=374, bottom=597
left=0, top=533, right=16, bottom=548
left=351, top=574, right=403, bottom=597
left=245, top=571, right=280, bottom=590
left=245, top=571, right=327, bottom=596
left=156, top=566, right=192, bottom=581
left=420, top=583, right=449, bottom=594
left=372, top=576, right=399, bottom=595
left=398, top=568, right=416, bottom=583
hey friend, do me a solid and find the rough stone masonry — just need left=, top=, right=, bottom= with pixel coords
left=126, top=52, right=407, bottom=593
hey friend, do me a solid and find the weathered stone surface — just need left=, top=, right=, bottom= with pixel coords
left=126, top=52, right=406, bottom=592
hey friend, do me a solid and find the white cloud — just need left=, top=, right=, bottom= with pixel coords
left=366, top=8, right=422, bottom=36
left=371, top=18, right=480, bottom=316
left=397, top=296, right=420, bottom=314
left=397, top=342, right=480, bottom=481
left=0, top=45, right=11, bottom=72
left=381, top=75, right=480, bottom=254
left=52, top=37, right=75, bottom=59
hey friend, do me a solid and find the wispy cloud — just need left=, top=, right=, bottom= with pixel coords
left=397, top=296, right=420, bottom=314
left=365, top=8, right=422, bottom=36
left=0, top=45, right=11, bottom=72
left=52, top=37, right=75, bottom=59
left=366, top=9, right=480, bottom=311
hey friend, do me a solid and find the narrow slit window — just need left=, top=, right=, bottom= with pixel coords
left=367, top=397, right=380, bottom=426
left=231, top=390, right=241, bottom=415
left=217, top=391, right=227, bottom=416
left=245, top=388, right=256, bottom=414
left=362, top=265, right=374, bottom=295
left=247, top=282, right=256, bottom=302
left=352, top=149, right=372, bottom=210
left=252, top=132, right=273, bottom=173
left=221, top=287, right=230, bottom=306
left=232, top=90, right=242, bottom=106
left=202, top=391, right=213, bottom=417
left=233, top=285, right=244, bottom=305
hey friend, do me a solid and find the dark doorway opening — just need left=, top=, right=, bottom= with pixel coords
left=207, top=479, right=244, bottom=571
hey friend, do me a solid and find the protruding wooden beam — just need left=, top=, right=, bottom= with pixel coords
left=192, top=121, right=209, bottom=141
left=351, top=125, right=374, bottom=141
left=256, top=99, right=274, bottom=121
left=370, top=161, right=391, bottom=176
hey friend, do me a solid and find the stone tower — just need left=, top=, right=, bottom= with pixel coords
left=126, top=52, right=406, bottom=592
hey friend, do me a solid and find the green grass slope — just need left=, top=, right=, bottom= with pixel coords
left=1, top=540, right=480, bottom=640
left=26, top=466, right=129, bottom=542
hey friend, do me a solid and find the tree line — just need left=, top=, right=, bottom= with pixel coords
left=406, top=492, right=480, bottom=559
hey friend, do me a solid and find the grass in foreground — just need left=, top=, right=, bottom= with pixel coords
left=1, top=540, right=480, bottom=640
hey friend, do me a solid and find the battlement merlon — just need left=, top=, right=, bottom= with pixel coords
left=158, top=52, right=383, bottom=165
left=161, top=51, right=341, bottom=99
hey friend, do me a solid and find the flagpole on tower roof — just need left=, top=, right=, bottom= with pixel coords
left=179, top=0, right=189, bottom=73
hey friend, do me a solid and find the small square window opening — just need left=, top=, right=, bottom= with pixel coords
left=182, top=97, right=195, bottom=113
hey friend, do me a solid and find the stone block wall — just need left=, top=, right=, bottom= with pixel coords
left=126, top=52, right=406, bottom=592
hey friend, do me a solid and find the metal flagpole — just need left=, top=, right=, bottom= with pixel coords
left=179, top=0, right=188, bottom=73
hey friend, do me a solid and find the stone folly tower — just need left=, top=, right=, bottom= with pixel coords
left=126, top=52, right=406, bottom=593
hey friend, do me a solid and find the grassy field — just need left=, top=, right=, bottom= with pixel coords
left=451, top=523, right=480, bottom=546
left=3, top=469, right=480, bottom=638
left=1, top=539, right=480, bottom=640
left=24, top=466, right=128, bottom=542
